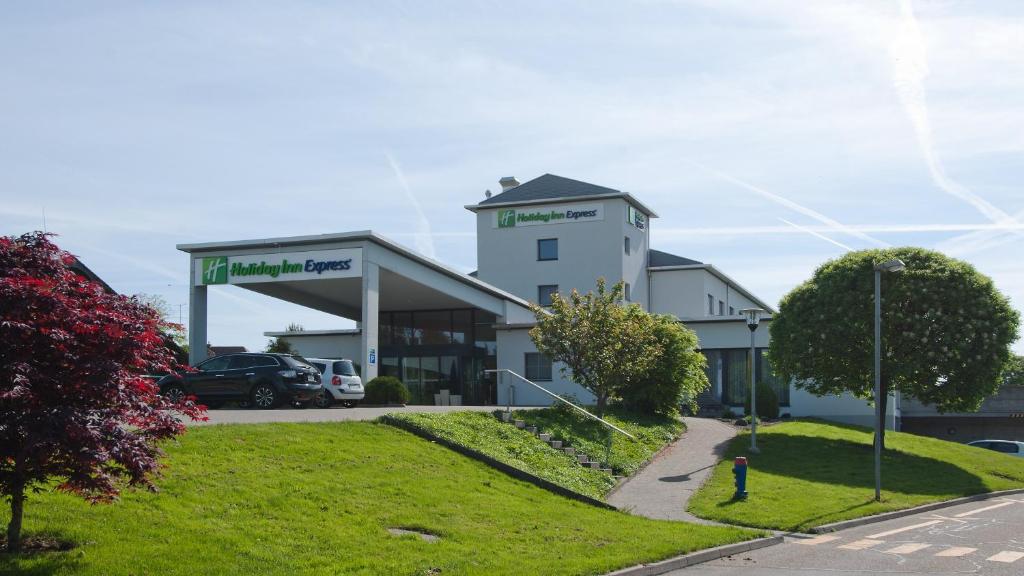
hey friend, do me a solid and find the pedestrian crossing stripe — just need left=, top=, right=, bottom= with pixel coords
left=935, top=547, right=976, bottom=557
left=884, top=543, right=931, bottom=554
left=987, top=551, right=1024, bottom=563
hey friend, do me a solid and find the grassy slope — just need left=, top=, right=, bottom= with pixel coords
left=514, top=407, right=684, bottom=476
left=688, top=420, right=1024, bottom=532
left=1, top=423, right=760, bottom=576
left=385, top=411, right=616, bottom=499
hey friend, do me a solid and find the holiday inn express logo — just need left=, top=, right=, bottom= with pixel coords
left=493, top=204, right=603, bottom=229
left=197, top=250, right=359, bottom=286
left=498, top=209, right=517, bottom=228
left=202, top=257, right=228, bottom=284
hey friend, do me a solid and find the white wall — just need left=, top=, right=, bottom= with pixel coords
left=651, top=268, right=758, bottom=320
left=495, top=327, right=595, bottom=406
left=476, top=198, right=650, bottom=308
left=280, top=333, right=362, bottom=361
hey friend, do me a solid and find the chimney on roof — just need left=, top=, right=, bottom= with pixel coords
left=484, top=189, right=492, bottom=198
left=499, top=176, right=520, bottom=192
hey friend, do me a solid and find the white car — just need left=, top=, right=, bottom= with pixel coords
left=307, top=358, right=364, bottom=408
left=967, top=439, right=1024, bottom=458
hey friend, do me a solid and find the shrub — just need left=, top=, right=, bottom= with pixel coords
left=364, top=376, right=410, bottom=405
left=743, top=383, right=780, bottom=419
left=619, top=314, right=708, bottom=416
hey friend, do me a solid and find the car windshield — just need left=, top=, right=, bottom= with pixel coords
left=282, top=355, right=315, bottom=370
left=333, top=360, right=357, bottom=376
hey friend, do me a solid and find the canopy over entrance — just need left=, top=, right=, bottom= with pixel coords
left=178, top=230, right=533, bottom=382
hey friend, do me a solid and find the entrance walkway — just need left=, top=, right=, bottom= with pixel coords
left=608, top=417, right=736, bottom=524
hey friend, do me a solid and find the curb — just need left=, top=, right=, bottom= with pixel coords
left=604, top=535, right=784, bottom=576
left=378, top=415, right=616, bottom=510
left=810, top=488, right=1024, bottom=534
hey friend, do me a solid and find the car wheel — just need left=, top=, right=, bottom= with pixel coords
left=251, top=383, right=279, bottom=410
left=342, top=400, right=358, bottom=408
left=162, top=384, right=187, bottom=404
left=312, top=390, right=333, bottom=409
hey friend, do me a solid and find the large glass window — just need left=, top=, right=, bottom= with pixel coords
left=537, top=238, right=558, bottom=261
left=525, top=353, right=552, bottom=381
left=415, top=311, right=451, bottom=345
left=391, top=312, right=413, bottom=346
left=452, top=310, right=472, bottom=344
left=712, top=348, right=790, bottom=406
left=538, top=285, right=559, bottom=307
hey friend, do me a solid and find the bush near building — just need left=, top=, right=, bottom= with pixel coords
left=363, top=376, right=410, bottom=405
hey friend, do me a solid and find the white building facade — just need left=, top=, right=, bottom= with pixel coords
left=186, top=173, right=891, bottom=426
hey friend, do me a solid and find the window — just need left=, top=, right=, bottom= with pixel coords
left=624, top=236, right=630, bottom=255
left=714, top=347, right=790, bottom=406
left=708, top=294, right=714, bottom=315
left=197, top=355, right=231, bottom=372
left=729, top=306, right=735, bottom=316
left=253, top=355, right=279, bottom=367
left=228, top=355, right=256, bottom=370
left=719, top=300, right=725, bottom=316
left=333, top=360, right=357, bottom=376
left=538, top=285, right=559, bottom=307
left=310, top=362, right=327, bottom=374
left=537, top=238, right=558, bottom=261
left=624, top=282, right=631, bottom=301
left=525, top=353, right=552, bottom=381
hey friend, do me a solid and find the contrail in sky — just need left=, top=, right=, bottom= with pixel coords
left=778, top=218, right=854, bottom=251
left=891, top=0, right=1022, bottom=236
left=385, top=152, right=437, bottom=259
left=687, top=160, right=889, bottom=248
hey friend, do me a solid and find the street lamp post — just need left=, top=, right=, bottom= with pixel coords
left=873, top=259, right=905, bottom=502
left=740, top=308, right=766, bottom=454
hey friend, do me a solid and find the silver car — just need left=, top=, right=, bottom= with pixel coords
left=967, top=439, right=1024, bottom=458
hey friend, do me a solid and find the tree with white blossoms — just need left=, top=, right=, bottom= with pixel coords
left=769, top=248, right=1020, bottom=449
left=529, top=279, right=661, bottom=417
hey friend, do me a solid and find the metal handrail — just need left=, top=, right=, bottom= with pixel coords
left=485, top=369, right=637, bottom=441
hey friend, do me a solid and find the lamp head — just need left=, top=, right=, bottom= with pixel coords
left=874, top=259, right=906, bottom=273
left=739, top=307, right=766, bottom=331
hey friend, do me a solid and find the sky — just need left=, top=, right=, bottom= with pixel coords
left=1, top=1, right=1022, bottom=354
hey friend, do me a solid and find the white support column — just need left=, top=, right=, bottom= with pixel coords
left=360, top=261, right=379, bottom=382
left=188, top=258, right=208, bottom=366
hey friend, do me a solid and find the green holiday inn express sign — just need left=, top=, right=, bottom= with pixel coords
left=195, top=248, right=362, bottom=286
left=493, top=203, right=603, bottom=228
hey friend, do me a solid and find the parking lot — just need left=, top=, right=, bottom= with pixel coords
left=190, top=404, right=520, bottom=425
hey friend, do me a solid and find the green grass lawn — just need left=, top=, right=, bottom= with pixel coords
left=513, top=406, right=684, bottom=477
left=1, top=422, right=760, bottom=575
left=687, top=420, right=1024, bottom=532
left=384, top=411, right=616, bottom=499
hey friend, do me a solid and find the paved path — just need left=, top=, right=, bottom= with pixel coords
left=671, top=495, right=1024, bottom=575
left=608, top=417, right=736, bottom=523
left=190, top=405, right=515, bottom=426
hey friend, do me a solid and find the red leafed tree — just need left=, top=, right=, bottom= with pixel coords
left=0, top=232, right=206, bottom=553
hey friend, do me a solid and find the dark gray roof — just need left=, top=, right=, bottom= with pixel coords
left=648, top=249, right=702, bottom=267
left=478, top=174, right=623, bottom=206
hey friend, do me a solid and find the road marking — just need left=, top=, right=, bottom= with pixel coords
left=954, top=501, right=1016, bottom=517
left=868, top=520, right=943, bottom=539
left=839, top=539, right=885, bottom=550
left=884, top=543, right=931, bottom=554
left=793, top=535, right=841, bottom=546
left=987, top=551, right=1024, bottom=563
left=935, top=547, right=977, bottom=557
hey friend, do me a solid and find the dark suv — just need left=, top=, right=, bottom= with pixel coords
left=159, top=353, right=322, bottom=409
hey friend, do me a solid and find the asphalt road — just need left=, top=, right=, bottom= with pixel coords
left=673, top=495, right=1024, bottom=575
left=189, top=404, right=518, bottom=425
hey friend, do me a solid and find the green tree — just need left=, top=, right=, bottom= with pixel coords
left=769, top=248, right=1020, bottom=448
left=529, top=279, right=661, bottom=417
left=1003, top=354, right=1024, bottom=387
left=620, top=314, right=709, bottom=416
left=265, top=323, right=303, bottom=354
